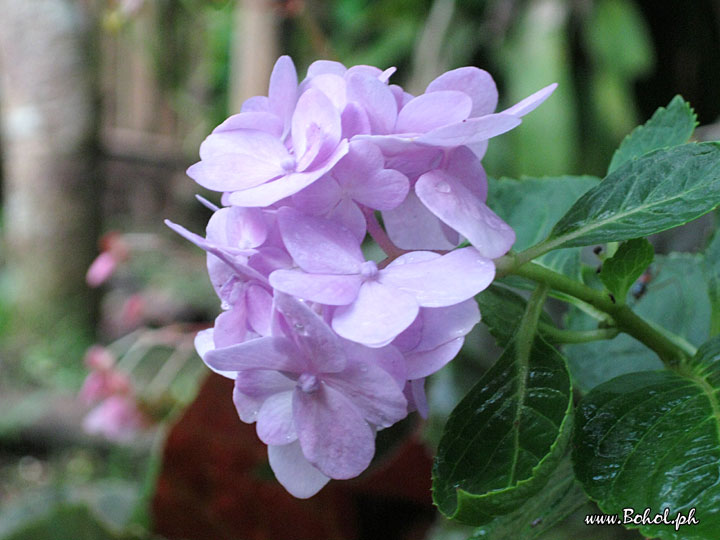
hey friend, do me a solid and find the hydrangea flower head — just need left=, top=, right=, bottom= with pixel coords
left=169, top=55, right=556, bottom=497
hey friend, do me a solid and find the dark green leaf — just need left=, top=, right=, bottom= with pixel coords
left=469, top=456, right=587, bottom=539
left=703, top=228, right=720, bottom=336
left=547, top=143, right=720, bottom=249
left=476, top=285, right=555, bottom=347
left=599, top=238, right=654, bottom=303
left=573, top=337, right=720, bottom=540
left=565, top=253, right=710, bottom=391
left=432, top=337, right=573, bottom=525
left=489, top=175, right=600, bottom=278
left=608, top=95, right=696, bottom=174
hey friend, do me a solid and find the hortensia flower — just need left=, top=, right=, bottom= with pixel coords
left=168, top=55, right=555, bottom=497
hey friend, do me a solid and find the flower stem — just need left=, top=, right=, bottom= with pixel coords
left=365, top=210, right=406, bottom=259
left=539, top=323, right=619, bottom=344
left=495, top=254, right=696, bottom=365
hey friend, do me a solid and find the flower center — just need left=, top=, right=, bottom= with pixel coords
left=297, top=373, right=321, bottom=393
left=360, top=260, right=379, bottom=280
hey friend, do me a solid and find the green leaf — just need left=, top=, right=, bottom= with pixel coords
left=565, top=253, right=710, bottom=391
left=608, top=95, right=696, bottom=174
left=703, top=228, right=720, bottom=336
left=469, top=456, right=587, bottom=539
left=489, top=175, right=600, bottom=278
left=547, top=143, right=720, bottom=250
left=573, top=337, right=720, bottom=540
left=432, top=337, right=573, bottom=525
left=599, top=238, right=654, bottom=304
left=475, top=285, right=556, bottom=347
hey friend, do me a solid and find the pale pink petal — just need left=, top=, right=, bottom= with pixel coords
left=381, top=247, right=495, bottom=307
left=214, top=307, right=248, bottom=348
left=332, top=281, right=418, bottom=346
left=269, top=270, right=362, bottom=306
left=204, top=336, right=306, bottom=373
left=256, top=390, right=297, bottom=445
left=294, top=385, right=375, bottom=479
left=416, top=112, right=521, bottom=147
left=415, top=170, right=515, bottom=258
left=415, top=300, right=480, bottom=352
left=502, top=83, right=557, bottom=117
left=305, top=73, right=347, bottom=110
left=86, top=252, right=117, bottom=287
left=234, top=370, right=296, bottom=421
left=206, top=206, right=267, bottom=250
left=327, top=198, right=366, bottom=243
left=276, top=207, right=363, bottom=274
left=395, top=91, right=472, bottom=133
left=268, top=441, right=330, bottom=498
left=349, top=168, right=409, bottom=210
left=241, top=95, right=269, bottom=113
left=306, top=60, right=347, bottom=79
left=426, top=67, right=498, bottom=117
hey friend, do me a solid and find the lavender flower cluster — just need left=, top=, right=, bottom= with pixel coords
left=167, top=56, right=554, bottom=497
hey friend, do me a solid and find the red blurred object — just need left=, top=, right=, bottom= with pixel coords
left=152, top=374, right=435, bottom=540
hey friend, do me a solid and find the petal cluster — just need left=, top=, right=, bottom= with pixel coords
left=168, top=56, right=555, bottom=497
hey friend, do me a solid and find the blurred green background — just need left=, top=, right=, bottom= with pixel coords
left=0, top=1, right=719, bottom=539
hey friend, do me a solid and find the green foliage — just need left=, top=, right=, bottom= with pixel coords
left=432, top=337, right=573, bottom=525
left=565, top=253, right=710, bottom=391
left=599, top=238, right=654, bottom=304
left=608, top=96, right=697, bottom=174
left=703, top=227, right=720, bottom=337
left=547, top=143, right=720, bottom=249
left=475, top=285, right=555, bottom=347
left=573, top=337, right=720, bottom=540
left=489, top=175, right=600, bottom=278
left=468, top=457, right=587, bottom=539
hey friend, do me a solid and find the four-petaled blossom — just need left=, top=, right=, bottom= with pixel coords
left=169, top=55, right=556, bottom=497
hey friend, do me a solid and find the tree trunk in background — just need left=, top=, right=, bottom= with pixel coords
left=0, top=0, right=99, bottom=343
left=229, top=0, right=280, bottom=113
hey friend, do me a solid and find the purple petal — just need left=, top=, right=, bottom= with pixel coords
left=213, top=112, right=283, bottom=138
left=410, top=379, right=429, bottom=419
left=204, top=336, right=306, bottom=373
left=294, top=385, right=375, bottom=479
left=395, top=91, right=472, bottom=133
left=206, top=206, right=267, bottom=250
left=382, top=190, right=459, bottom=251
left=341, top=101, right=372, bottom=137
left=233, top=371, right=296, bottom=423
left=323, top=347, right=407, bottom=427
left=292, top=89, right=342, bottom=170
left=416, top=112, right=521, bottom=147
left=414, top=300, right=480, bottom=352
left=195, top=329, right=237, bottom=379
left=305, top=73, right=347, bottom=111
left=241, top=95, right=269, bottom=113
left=267, top=441, right=330, bottom=498
left=268, top=55, right=299, bottom=128
left=350, top=168, right=409, bottom=211
left=226, top=140, right=349, bottom=207
left=328, top=198, right=367, bottom=243
left=256, top=390, right=297, bottom=445
left=246, top=285, right=273, bottom=336
left=502, top=83, right=557, bottom=117
left=273, top=292, right=346, bottom=373
left=444, top=146, right=488, bottom=202
left=426, top=67, right=498, bottom=117
left=346, top=72, right=397, bottom=135
left=380, top=247, right=495, bottom=307
left=292, top=175, right=342, bottom=216
left=214, top=307, right=248, bottom=348
left=332, top=281, right=419, bottom=346
left=277, top=207, right=363, bottom=274
left=270, top=269, right=362, bottom=305
left=306, top=60, right=347, bottom=79
left=415, top=170, right=516, bottom=258
left=405, top=338, right=464, bottom=379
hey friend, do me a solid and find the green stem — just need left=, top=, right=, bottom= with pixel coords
left=495, top=255, right=696, bottom=365
left=539, top=323, right=619, bottom=344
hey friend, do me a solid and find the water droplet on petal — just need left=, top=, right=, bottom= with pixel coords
left=435, top=181, right=452, bottom=194
left=220, top=300, right=231, bottom=310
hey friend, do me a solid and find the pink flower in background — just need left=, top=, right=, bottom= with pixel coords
left=83, top=395, right=146, bottom=443
left=168, top=55, right=556, bottom=497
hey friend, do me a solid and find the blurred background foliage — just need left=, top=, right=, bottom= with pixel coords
left=0, top=0, right=719, bottom=539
